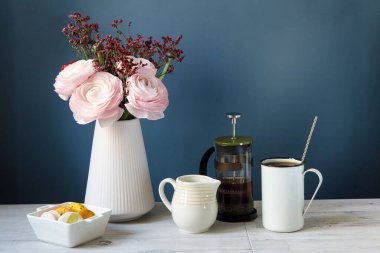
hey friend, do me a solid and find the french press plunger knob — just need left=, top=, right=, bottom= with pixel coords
left=226, top=112, right=241, bottom=139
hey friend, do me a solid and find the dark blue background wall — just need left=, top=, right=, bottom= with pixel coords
left=1, top=0, right=380, bottom=204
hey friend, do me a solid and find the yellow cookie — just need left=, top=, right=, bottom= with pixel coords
left=55, top=206, right=72, bottom=215
left=67, top=202, right=95, bottom=219
left=67, top=202, right=87, bottom=213
left=81, top=209, right=95, bottom=219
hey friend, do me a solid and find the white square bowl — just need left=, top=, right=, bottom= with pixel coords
left=27, top=202, right=111, bottom=247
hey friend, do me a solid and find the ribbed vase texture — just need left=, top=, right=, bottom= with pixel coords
left=85, top=119, right=154, bottom=222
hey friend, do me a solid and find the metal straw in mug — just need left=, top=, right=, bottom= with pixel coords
left=300, top=115, right=320, bottom=215
left=301, top=116, right=318, bottom=163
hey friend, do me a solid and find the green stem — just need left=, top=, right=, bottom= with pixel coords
left=105, top=51, right=110, bottom=66
left=119, top=110, right=130, bottom=120
left=116, top=25, right=127, bottom=41
left=159, top=59, right=171, bottom=81
left=80, top=47, right=88, bottom=59
left=97, top=52, right=103, bottom=65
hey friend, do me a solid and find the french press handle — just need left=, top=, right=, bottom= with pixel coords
left=199, top=147, right=215, bottom=175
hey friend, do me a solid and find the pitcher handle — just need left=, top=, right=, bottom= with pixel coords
left=303, top=168, right=323, bottom=216
left=199, top=147, right=215, bottom=175
left=158, top=178, right=177, bottom=212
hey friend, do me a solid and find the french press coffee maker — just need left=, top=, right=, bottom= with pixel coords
left=199, top=112, right=257, bottom=222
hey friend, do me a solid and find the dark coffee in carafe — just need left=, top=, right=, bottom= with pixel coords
left=217, top=177, right=254, bottom=216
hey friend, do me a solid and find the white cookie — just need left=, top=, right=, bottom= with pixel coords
left=41, top=211, right=57, bottom=221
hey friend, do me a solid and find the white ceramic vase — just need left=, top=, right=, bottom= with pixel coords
left=84, top=119, right=155, bottom=222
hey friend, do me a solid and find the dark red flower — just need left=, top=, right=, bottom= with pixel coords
left=61, top=60, right=78, bottom=70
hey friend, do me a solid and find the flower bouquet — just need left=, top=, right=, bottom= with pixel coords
left=53, top=12, right=184, bottom=221
left=54, top=12, right=184, bottom=127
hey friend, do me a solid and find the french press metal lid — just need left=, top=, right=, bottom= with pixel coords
left=199, top=112, right=257, bottom=222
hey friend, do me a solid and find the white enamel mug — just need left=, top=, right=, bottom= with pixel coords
left=261, top=158, right=323, bottom=232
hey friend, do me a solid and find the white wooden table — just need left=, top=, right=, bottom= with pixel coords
left=1, top=199, right=379, bottom=253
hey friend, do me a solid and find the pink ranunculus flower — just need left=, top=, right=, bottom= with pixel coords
left=115, top=57, right=156, bottom=78
left=69, top=72, right=124, bottom=127
left=132, top=57, right=157, bottom=76
left=125, top=70, right=169, bottom=120
left=115, top=57, right=157, bottom=77
left=54, top=59, right=96, bottom=100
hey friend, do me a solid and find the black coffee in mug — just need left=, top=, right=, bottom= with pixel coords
left=263, top=161, right=302, bottom=167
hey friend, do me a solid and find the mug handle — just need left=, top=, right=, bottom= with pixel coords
left=158, top=178, right=177, bottom=212
left=303, top=168, right=323, bottom=216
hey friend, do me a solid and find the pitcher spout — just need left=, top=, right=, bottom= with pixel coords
left=210, top=178, right=221, bottom=195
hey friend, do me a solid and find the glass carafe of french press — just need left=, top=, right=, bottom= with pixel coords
left=199, top=113, right=257, bottom=222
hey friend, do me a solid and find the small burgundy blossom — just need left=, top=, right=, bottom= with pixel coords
left=61, top=60, right=78, bottom=70
left=62, top=12, right=99, bottom=59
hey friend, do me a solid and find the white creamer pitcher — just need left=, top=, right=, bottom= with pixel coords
left=159, top=175, right=221, bottom=233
